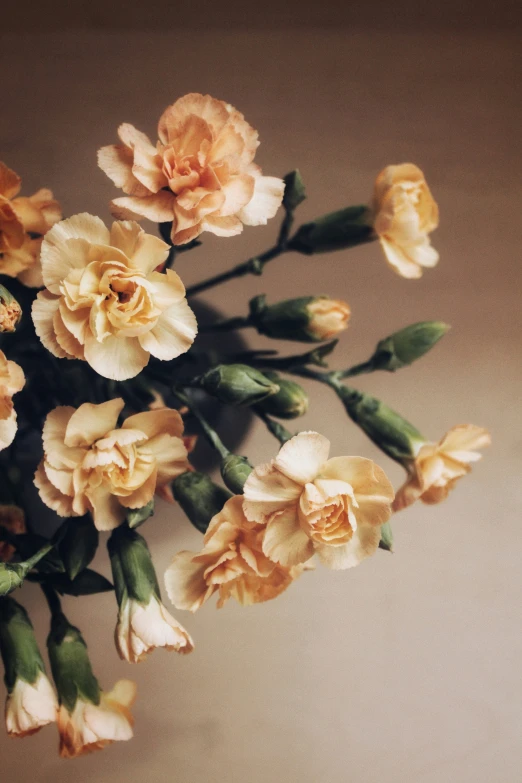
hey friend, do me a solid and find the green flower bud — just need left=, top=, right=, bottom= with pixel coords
left=220, top=454, right=253, bottom=494
left=0, top=284, right=22, bottom=333
left=47, top=612, right=100, bottom=713
left=0, top=563, right=26, bottom=597
left=198, top=364, right=279, bottom=407
left=370, top=321, right=450, bottom=372
left=282, top=170, right=306, bottom=212
left=256, top=372, right=309, bottom=419
left=250, top=295, right=350, bottom=343
left=108, top=526, right=159, bottom=608
left=0, top=598, right=46, bottom=691
left=172, top=471, right=232, bottom=533
left=336, top=386, right=424, bottom=464
left=288, top=205, right=375, bottom=255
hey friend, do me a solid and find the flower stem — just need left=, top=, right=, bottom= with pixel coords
left=254, top=410, right=293, bottom=444
left=198, top=315, right=252, bottom=333
left=171, top=387, right=231, bottom=461
left=41, top=582, right=62, bottom=617
left=186, top=244, right=285, bottom=298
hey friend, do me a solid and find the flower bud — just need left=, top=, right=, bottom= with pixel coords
left=288, top=205, right=374, bottom=255
left=251, top=295, right=350, bottom=343
left=370, top=321, right=450, bottom=371
left=108, top=527, right=192, bottom=663
left=282, top=170, right=306, bottom=212
left=220, top=454, right=253, bottom=494
left=0, top=284, right=22, bottom=333
left=198, top=364, right=279, bottom=407
left=0, top=597, right=57, bottom=736
left=336, top=386, right=424, bottom=464
left=171, top=471, right=232, bottom=533
left=256, top=372, right=309, bottom=419
left=47, top=610, right=136, bottom=757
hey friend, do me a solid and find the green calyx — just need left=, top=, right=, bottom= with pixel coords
left=336, top=386, right=424, bottom=463
left=256, top=372, right=309, bottom=419
left=0, top=597, right=46, bottom=692
left=198, top=363, right=280, bottom=407
left=370, top=321, right=450, bottom=372
left=250, top=294, right=327, bottom=343
left=108, top=525, right=160, bottom=608
left=172, top=471, right=232, bottom=534
left=288, top=205, right=375, bottom=255
left=47, top=611, right=100, bottom=713
left=220, top=454, right=253, bottom=494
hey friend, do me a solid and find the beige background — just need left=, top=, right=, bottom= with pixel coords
left=1, top=15, right=521, bottom=783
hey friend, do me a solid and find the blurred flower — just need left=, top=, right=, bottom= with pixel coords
left=98, top=93, right=285, bottom=245
left=0, top=598, right=57, bottom=738
left=32, top=214, right=197, bottom=381
left=165, top=495, right=305, bottom=610
left=243, top=431, right=394, bottom=570
left=116, top=594, right=193, bottom=663
left=393, top=424, right=491, bottom=511
left=35, top=399, right=190, bottom=530
left=0, top=504, right=26, bottom=562
left=0, top=350, right=25, bottom=451
left=0, top=161, right=61, bottom=287
left=57, top=680, right=136, bottom=758
left=372, top=163, right=439, bottom=279
left=0, top=284, right=22, bottom=333
left=6, top=672, right=58, bottom=738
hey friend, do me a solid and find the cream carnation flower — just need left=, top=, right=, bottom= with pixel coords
left=243, top=431, right=394, bottom=570
left=0, top=161, right=61, bottom=287
left=165, top=495, right=305, bottom=611
left=372, top=163, right=439, bottom=279
left=35, top=399, right=190, bottom=530
left=393, top=424, right=491, bottom=511
left=116, top=594, right=193, bottom=663
left=32, top=214, right=197, bottom=381
left=0, top=350, right=25, bottom=451
left=98, top=93, right=285, bottom=245
left=5, top=672, right=58, bottom=738
left=57, top=679, right=136, bottom=759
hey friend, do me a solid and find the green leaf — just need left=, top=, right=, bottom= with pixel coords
left=48, top=569, right=113, bottom=597
left=172, top=471, right=232, bottom=534
left=59, top=517, right=99, bottom=580
left=127, top=500, right=155, bottom=529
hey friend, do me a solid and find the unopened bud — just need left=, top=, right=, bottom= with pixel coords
left=47, top=612, right=100, bottom=713
left=282, top=170, right=306, bottom=212
left=371, top=321, right=450, bottom=371
left=336, top=386, right=424, bottom=464
left=0, top=285, right=22, bottom=333
left=220, top=454, right=253, bottom=495
left=251, top=295, right=350, bottom=343
left=198, top=364, right=279, bottom=407
left=288, top=205, right=374, bottom=255
left=256, top=372, right=309, bottom=419
left=172, top=471, right=232, bottom=533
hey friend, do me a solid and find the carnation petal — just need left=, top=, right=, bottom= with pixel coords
left=275, top=431, right=331, bottom=485
left=138, top=298, right=197, bottom=361
left=243, top=463, right=302, bottom=523
left=97, top=144, right=152, bottom=197
left=32, top=291, right=71, bottom=359
left=238, top=175, right=284, bottom=226
left=110, top=193, right=175, bottom=223
left=110, top=220, right=169, bottom=275
left=84, top=333, right=149, bottom=381
left=262, top=507, right=314, bottom=567
left=65, top=398, right=124, bottom=448
left=0, top=410, right=17, bottom=451
left=165, top=551, right=213, bottom=612
left=314, top=522, right=381, bottom=570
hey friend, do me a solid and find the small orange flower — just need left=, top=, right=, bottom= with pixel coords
left=372, top=163, right=439, bottom=279
left=0, top=162, right=61, bottom=287
left=98, top=93, right=285, bottom=245
left=0, top=350, right=25, bottom=452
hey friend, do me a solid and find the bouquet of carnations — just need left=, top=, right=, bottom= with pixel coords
left=0, top=93, right=489, bottom=758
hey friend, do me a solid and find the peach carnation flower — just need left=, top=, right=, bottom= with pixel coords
left=243, top=431, right=394, bottom=570
left=5, top=672, right=58, bottom=738
left=0, top=350, right=25, bottom=451
left=0, top=161, right=61, bottom=287
left=306, top=297, right=351, bottom=340
left=32, top=214, right=197, bottom=381
left=58, top=679, right=136, bottom=759
left=393, top=424, right=491, bottom=511
left=372, top=163, right=439, bottom=279
left=165, top=495, right=305, bottom=611
left=35, top=398, right=190, bottom=530
left=98, top=93, right=285, bottom=245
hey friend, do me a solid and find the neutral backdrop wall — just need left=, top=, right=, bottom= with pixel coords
left=1, top=12, right=521, bottom=783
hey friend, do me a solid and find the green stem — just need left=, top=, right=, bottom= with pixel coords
left=339, top=359, right=376, bottom=379
left=186, top=244, right=285, bottom=298
left=41, top=583, right=62, bottom=617
left=198, top=316, right=252, bottom=333
left=171, top=388, right=231, bottom=461
left=255, top=410, right=293, bottom=444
